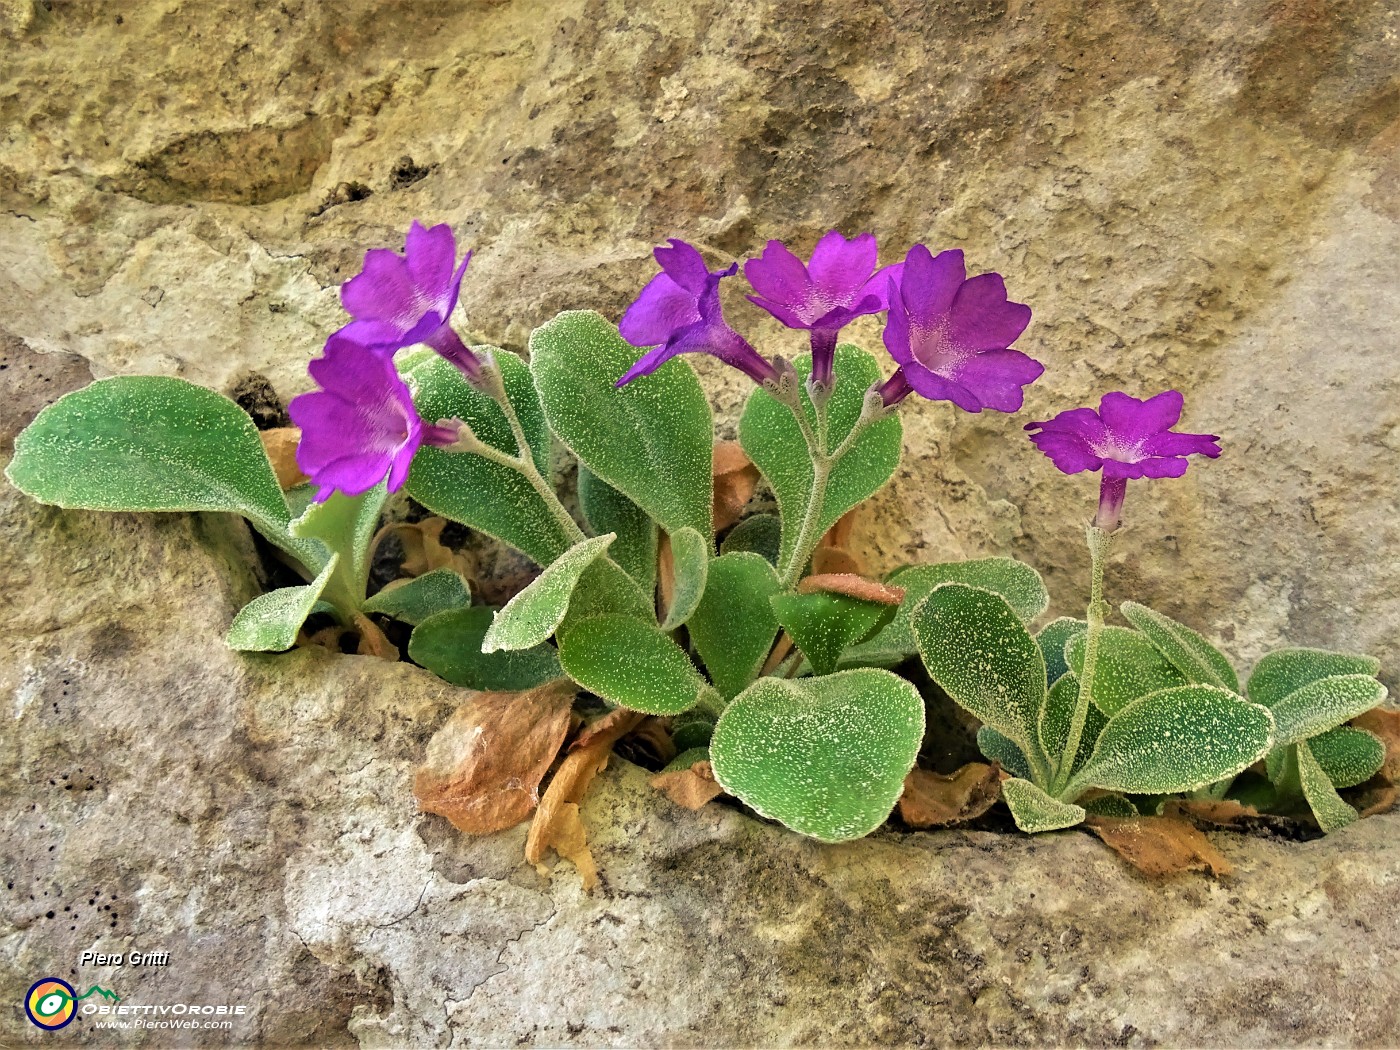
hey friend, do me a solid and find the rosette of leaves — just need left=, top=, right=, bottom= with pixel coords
left=911, top=586, right=1277, bottom=832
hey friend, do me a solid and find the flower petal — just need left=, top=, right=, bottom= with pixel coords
left=807, top=230, right=878, bottom=296
left=403, top=221, right=459, bottom=308
left=900, top=246, right=966, bottom=330
left=946, top=273, right=1032, bottom=352
left=654, top=239, right=713, bottom=296
left=620, top=272, right=701, bottom=347
left=340, top=248, right=420, bottom=328
left=1099, top=390, right=1184, bottom=445
left=899, top=358, right=985, bottom=413
left=948, top=349, right=1045, bottom=413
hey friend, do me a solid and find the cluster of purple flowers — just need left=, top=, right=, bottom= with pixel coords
left=292, top=221, right=1220, bottom=528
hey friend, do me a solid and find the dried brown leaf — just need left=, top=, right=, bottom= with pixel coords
left=713, top=440, right=760, bottom=532
left=353, top=613, right=399, bottom=661
left=1358, top=784, right=1399, bottom=818
left=797, top=572, right=905, bottom=605
left=657, top=531, right=675, bottom=621
left=414, top=680, right=576, bottom=836
left=375, top=519, right=475, bottom=580
left=650, top=760, right=725, bottom=810
left=820, top=507, right=860, bottom=551
left=898, top=763, right=1002, bottom=827
left=259, top=427, right=308, bottom=490
left=759, top=632, right=794, bottom=677
left=1165, top=799, right=1260, bottom=827
left=810, top=546, right=865, bottom=577
left=1353, top=708, right=1400, bottom=783
left=1085, top=816, right=1233, bottom=878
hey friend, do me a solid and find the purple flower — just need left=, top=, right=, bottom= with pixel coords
left=744, top=230, right=900, bottom=388
left=875, top=244, right=1040, bottom=413
left=1024, top=390, right=1222, bottom=530
left=618, top=239, right=780, bottom=387
left=340, top=221, right=481, bottom=380
left=289, top=329, right=457, bottom=502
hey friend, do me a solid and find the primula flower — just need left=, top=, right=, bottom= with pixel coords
left=618, top=239, right=779, bottom=387
left=875, top=244, right=1040, bottom=412
left=1024, top=390, right=1222, bottom=530
left=289, top=329, right=457, bottom=502
left=340, top=220, right=481, bottom=380
left=744, top=230, right=899, bottom=389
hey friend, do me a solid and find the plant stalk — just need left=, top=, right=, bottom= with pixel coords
left=1055, top=524, right=1113, bottom=797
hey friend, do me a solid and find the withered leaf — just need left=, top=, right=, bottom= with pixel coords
left=713, top=441, right=760, bottom=532
left=1165, top=798, right=1260, bottom=827
left=657, top=531, right=675, bottom=618
left=376, top=518, right=475, bottom=580
left=898, top=763, right=1002, bottom=827
left=259, top=427, right=308, bottom=490
left=650, top=759, right=725, bottom=810
left=810, top=546, right=865, bottom=577
left=820, top=507, right=860, bottom=552
left=414, top=679, right=576, bottom=836
left=1085, top=815, right=1233, bottom=878
left=797, top=572, right=905, bottom=605
left=353, top=613, right=399, bottom=661
left=759, top=631, right=795, bottom=677
left=1353, top=708, right=1400, bottom=783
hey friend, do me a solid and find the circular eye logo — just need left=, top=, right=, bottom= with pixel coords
left=25, top=978, right=77, bottom=1030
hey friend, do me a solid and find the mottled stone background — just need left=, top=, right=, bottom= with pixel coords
left=2, top=1, right=1399, bottom=1045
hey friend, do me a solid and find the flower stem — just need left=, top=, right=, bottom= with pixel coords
left=1055, top=524, right=1113, bottom=798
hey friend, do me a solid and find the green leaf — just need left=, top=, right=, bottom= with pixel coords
left=408, top=606, right=561, bottom=691
left=578, top=466, right=657, bottom=598
left=1267, top=673, right=1388, bottom=747
left=289, top=482, right=388, bottom=611
left=1246, top=647, right=1382, bottom=709
left=847, top=558, right=1050, bottom=668
left=720, top=514, right=782, bottom=566
left=1308, top=725, right=1386, bottom=789
left=529, top=311, right=712, bottom=537
left=1037, top=672, right=1107, bottom=777
left=739, top=345, right=901, bottom=573
left=662, top=747, right=713, bottom=774
left=771, top=590, right=888, bottom=677
left=404, top=349, right=574, bottom=567
left=671, top=711, right=716, bottom=752
left=1067, top=686, right=1274, bottom=798
left=977, top=726, right=1032, bottom=780
left=557, top=614, right=715, bottom=716
left=688, top=552, right=782, bottom=700
left=709, top=669, right=924, bottom=842
left=1120, top=602, right=1239, bottom=693
left=661, top=526, right=710, bottom=631
left=1297, top=739, right=1359, bottom=833
left=911, top=583, right=1048, bottom=779
left=362, top=569, right=471, bottom=626
left=1038, top=617, right=1086, bottom=687
left=5, top=376, right=322, bottom=567
left=225, top=554, right=339, bottom=652
left=1000, top=778, right=1086, bottom=833
left=556, top=556, right=655, bottom=632
left=1082, top=793, right=1138, bottom=818
left=1066, top=625, right=1188, bottom=717
left=482, top=533, right=615, bottom=653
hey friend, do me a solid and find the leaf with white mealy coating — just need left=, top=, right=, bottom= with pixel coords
left=709, top=669, right=924, bottom=842
left=1246, top=647, right=1381, bottom=709
left=1267, top=674, right=1387, bottom=747
left=1066, top=625, right=1187, bottom=717
left=557, top=614, right=715, bottom=716
left=1000, top=778, right=1086, bottom=833
left=1067, top=686, right=1274, bottom=798
left=361, top=568, right=471, bottom=626
left=739, top=345, right=901, bottom=574
left=578, top=466, right=657, bottom=597
left=1308, top=725, right=1386, bottom=789
left=409, top=607, right=562, bottom=691
left=226, top=554, right=339, bottom=652
left=688, top=552, right=782, bottom=699
left=1037, top=672, right=1107, bottom=778
left=1038, top=617, right=1085, bottom=687
left=977, top=726, right=1032, bottom=781
left=720, top=513, right=782, bottom=566
left=482, top=533, right=615, bottom=653
left=1297, top=739, right=1359, bottom=832
left=530, top=311, right=712, bottom=537
left=1120, top=602, right=1239, bottom=693
left=771, top=590, right=888, bottom=677
left=660, top=526, right=709, bottom=631
left=290, top=482, right=388, bottom=611
left=911, top=583, right=1047, bottom=770
left=404, top=349, right=573, bottom=568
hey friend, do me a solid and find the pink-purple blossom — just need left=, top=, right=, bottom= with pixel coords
left=744, top=230, right=899, bottom=389
left=1024, top=390, right=1222, bottom=530
left=289, top=329, right=457, bottom=502
left=875, top=244, right=1040, bottom=413
left=618, top=239, right=780, bottom=387
left=340, top=221, right=481, bottom=380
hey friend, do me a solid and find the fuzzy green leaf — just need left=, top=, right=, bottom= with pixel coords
left=771, top=590, right=888, bottom=677
left=662, top=747, right=713, bottom=774
left=977, top=726, right=1032, bottom=780
left=226, top=554, right=338, bottom=652
left=1038, top=617, right=1086, bottom=687
left=1268, top=673, right=1388, bottom=747
left=1246, top=647, right=1382, bottom=709
left=661, top=526, right=710, bottom=631
left=1308, top=725, right=1386, bottom=789
left=1297, top=739, right=1359, bottom=833
left=557, top=614, right=715, bottom=716
left=1000, top=778, right=1086, bottom=833
left=1081, top=793, right=1139, bottom=818
left=403, top=349, right=572, bottom=568
left=289, top=482, right=388, bottom=611
left=362, top=569, right=471, bottom=626
left=1068, top=686, right=1274, bottom=798
left=556, top=556, right=655, bottom=634
left=720, top=514, right=782, bottom=566
left=911, top=583, right=1047, bottom=775
left=738, top=345, right=901, bottom=574
left=710, top=669, right=924, bottom=842
left=688, top=552, right=782, bottom=699
left=408, top=606, right=561, bottom=691
left=1120, top=602, right=1239, bottom=693
left=671, top=713, right=715, bottom=752
left=530, top=311, right=712, bottom=537
left=578, top=466, right=658, bottom=597
left=1037, top=671, right=1108, bottom=777
left=1066, top=625, right=1188, bottom=717
left=482, top=533, right=615, bottom=653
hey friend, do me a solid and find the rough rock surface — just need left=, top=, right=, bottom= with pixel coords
left=2, top=0, right=1400, bottom=1045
